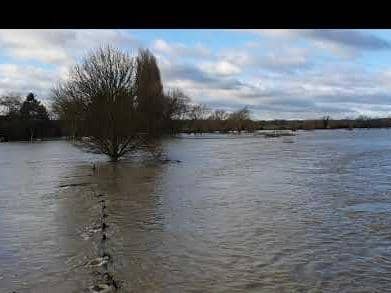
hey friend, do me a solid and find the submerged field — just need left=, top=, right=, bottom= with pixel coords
left=1, top=129, right=391, bottom=292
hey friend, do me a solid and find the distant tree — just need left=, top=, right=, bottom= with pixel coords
left=210, top=109, right=229, bottom=121
left=163, top=88, right=190, bottom=134
left=356, top=115, right=371, bottom=128
left=188, top=104, right=209, bottom=121
left=323, top=115, right=330, bottom=129
left=52, top=88, right=84, bottom=140
left=228, top=106, right=251, bottom=134
left=207, top=109, right=229, bottom=132
left=0, top=94, right=22, bottom=118
left=19, top=93, right=49, bottom=141
left=188, top=104, right=209, bottom=134
left=20, top=93, right=49, bottom=120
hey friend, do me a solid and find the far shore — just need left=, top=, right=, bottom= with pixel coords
left=2, top=127, right=391, bottom=143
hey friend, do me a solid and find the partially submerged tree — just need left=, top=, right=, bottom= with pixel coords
left=53, top=46, right=189, bottom=161
left=53, top=46, right=140, bottom=161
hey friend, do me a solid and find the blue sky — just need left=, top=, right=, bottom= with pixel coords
left=1, top=29, right=391, bottom=119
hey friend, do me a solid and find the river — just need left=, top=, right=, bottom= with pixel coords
left=1, top=129, right=391, bottom=292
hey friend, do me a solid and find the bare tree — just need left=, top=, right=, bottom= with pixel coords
left=188, top=104, right=209, bottom=121
left=164, top=89, right=190, bottom=120
left=206, top=109, right=229, bottom=132
left=188, top=104, right=209, bottom=134
left=0, top=94, right=22, bottom=117
left=53, top=46, right=142, bottom=161
left=52, top=90, right=84, bottom=140
left=53, top=46, right=190, bottom=161
left=163, top=88, right=190, bottom=134
left=210, top=109, right=229, bottom=121
left=228, top=106, right=251, bottom=134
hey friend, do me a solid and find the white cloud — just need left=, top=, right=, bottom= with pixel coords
left=220, top=46, right=311, bottom=73
left=244, top=29, right=391, bottom=60
left=0, top=64, right=59, bottom=98
left=152, top=39, right=211, bottom=59
left=0, top=29, right=139, bottom=66
left=200, top=60, right=241, bottom=76
left=0, top=29, right=390, bottom=119
left=153, top=39, right=172, bottom=54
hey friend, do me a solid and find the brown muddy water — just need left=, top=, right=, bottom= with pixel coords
left=1, top=129, right=391, bottom=292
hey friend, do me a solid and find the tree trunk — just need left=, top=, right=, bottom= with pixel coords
left=30, top=128, right=34, bottom=142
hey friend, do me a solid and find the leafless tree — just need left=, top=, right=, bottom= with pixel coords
left=228, top=106, right=251, bottom=133
left=0, top=94, right=22, bottom=117
left=188, top=104, right=209, bottom=121
left=51, top=90, right=84, bottom=140
left=188, top=104, right=209, bottom=134
left=164, top=89, right=190, bottom=120
left=52, top=46, right=143, bottom=161
left=163, top=88, right=190, bottom=134
left=210, top=109, right=229, bottom=121
left=52, top=46, right=190, bottom=161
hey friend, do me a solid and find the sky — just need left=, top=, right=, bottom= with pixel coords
left=1, top=29, right=391, bottom=120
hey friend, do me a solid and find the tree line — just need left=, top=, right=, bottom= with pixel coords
left=0, top=92, right=64, bottom=141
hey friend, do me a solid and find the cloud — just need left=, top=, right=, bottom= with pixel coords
left=159, top=52, right=391, bottom=119
left=307, top=30, right=391, bottom=50
left=1, top=29, right=391, bottom=119
left=0, top=30, right=142, bottom=103
left=0, top=64, right=59, bottom=99
left=220, top=46, right=312, bottom=74
left=253, top=29, right=391, bottom=51
left=160, top=61, right=245, bottom=90
left=248, top=29, right=391, bottom=60
left=199, top=60, right=241, bottom=76
left=152, top=39, right=212, bottom=59
left=0, top=29, right=139, bottom=66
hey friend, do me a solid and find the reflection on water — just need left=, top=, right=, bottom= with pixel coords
left=1, top=129, right=391, bottom=292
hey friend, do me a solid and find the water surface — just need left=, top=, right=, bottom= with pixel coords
left=1, top=129, right=391, bottom=292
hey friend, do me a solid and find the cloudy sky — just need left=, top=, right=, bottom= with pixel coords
left=1, top=29, right=391, bottom=120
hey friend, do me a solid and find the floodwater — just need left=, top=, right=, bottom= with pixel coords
left=1, top=129, right=391, bottom=292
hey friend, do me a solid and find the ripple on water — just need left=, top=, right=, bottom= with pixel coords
left=343, top=202, right=391, bottom=213
left=3, top=133, right=391, bottom=292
